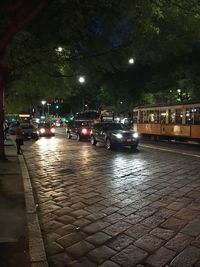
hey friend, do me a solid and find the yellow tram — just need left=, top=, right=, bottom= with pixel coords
left=133, top=102, right=200, bottom=142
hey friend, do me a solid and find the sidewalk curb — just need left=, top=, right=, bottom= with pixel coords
left=18, top=154, right=49, bottom=267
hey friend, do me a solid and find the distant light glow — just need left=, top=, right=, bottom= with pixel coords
left=129, top=58, right=134, bottom=64
left=78, top=76, right=85, bottom=83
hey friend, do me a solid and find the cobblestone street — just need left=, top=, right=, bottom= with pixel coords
left=23, top=135, right=200, bottom=267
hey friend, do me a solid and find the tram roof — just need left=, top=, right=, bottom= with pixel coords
left=133, top=101, right=200, bottom=111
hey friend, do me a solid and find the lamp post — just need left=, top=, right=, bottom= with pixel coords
left=78, top=76, right=86, bottom=111
left=47, top=103, right=51, bottom=115
left=41, top=100, right=46, bottom=116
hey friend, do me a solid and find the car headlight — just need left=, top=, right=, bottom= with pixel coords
left=133, top=132, right=139, bottom=138
left=113, top=133, right=123, bottom=139
left=51, top=128, right=55, bottom=133
left=40, top=128, right=45, bottom=134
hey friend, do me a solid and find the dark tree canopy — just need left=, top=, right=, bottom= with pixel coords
left=1, top=0, right=200, bottom=158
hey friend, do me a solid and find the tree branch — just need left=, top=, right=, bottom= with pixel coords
left=0, top=0, right=49, bottom=51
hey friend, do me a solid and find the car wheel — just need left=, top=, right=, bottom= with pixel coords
left=67, top=132, right=71, bottom=139
left=106, top=138, right=112, bottom=150
left=77, top=133, right=81, bottom=141
left=91, top=135, right=97, bottom=146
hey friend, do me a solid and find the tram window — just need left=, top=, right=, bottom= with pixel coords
left=175, top=109, right=182, bottom=124
left=186, top=109, right=192, bottom=124
left=191, top=108, right=200, bottom=124
left=169, top=109, right=176, bottom=124
left=160, top=110, right=166, bottom=123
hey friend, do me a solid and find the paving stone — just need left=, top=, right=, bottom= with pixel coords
left=57, top=214, right=76, bottom=224
left=103, top=221, right=132, bottom=237
left=88, top=245, right=116, bottom=265
left=165, top=232, right=194, bottom=252
left=56, top=224, right=76, bottom=236
left=167, top=201, right=188, bottom=211
left=48, top=252, right=74, bottom=267
left=66, top=240, right=95, bottom=258
left=125, top=224, right=150, bottom=239
left=106, top=234, right=134, bottom=251
left=99, top=260, right=121, bottom=266
left=71, top=209, right=91, bottom=218
left=45, top=241, right=64, bottom=255
left=103, top=213, right=125, bottom=224
left=123, top=214, right=144, bottom=225
left=118, top=206, right=137, bottom=216
left=191, top=236, right=200, bottom=248
left=73, top=218, right=91, bottom=227
left=52, top=206, right=73, bottom=216
left=150, top=227, right=175, bottom=241
left=135, top=206, right=158, bottom=218
left=181, top=219, right=200, bottom=237
left=86, top=212, right=107, bottom=221
left=174, top=208, right=199, bottom=221
left=43, top=220, right=64, bottom=233
left=82, top=221, right=110, bottom=235
left=154, top=207, right=175, bottom=219
left=111, top=244, right=148, bottom=267
left=57, top=231, right=87, bottom=248
left=140, top=215, right=165, bottom=228
left=86, top=232, right=111, bottom=246
left=134, top=234, right=165, bottom=253
left=161, top=217, right=187, bottom=232
left=146, top=246, right=176, bottom=267
left=68, top=257, right=97, bottom=267
left=170, top=246, right=200, bottom=267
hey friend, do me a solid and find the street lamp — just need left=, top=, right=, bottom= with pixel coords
left=128, top=58, right=135, bottom=64
left=47, top=103, right=51, bottom=115
left=78, top=76, right=86, bottom=111
left=78, top=76, right=85, bottom=84
left=41, top=100, right=46, bottom=116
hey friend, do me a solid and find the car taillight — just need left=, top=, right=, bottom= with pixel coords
left=51, top=128, right=55, bottom=133
left=40, top=128, right=45, bottom=134
left=81, top=128, right=87, bottom=134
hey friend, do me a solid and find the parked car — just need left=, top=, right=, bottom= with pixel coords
left=21, top=123, right=39, bottom=140
left=37, top=122, right=55, bottom=137
left=66, top=120, right=93, bottom=141
left=9, top=123, right=39, bottom=140
left=90, top=122, right=139, bottom=150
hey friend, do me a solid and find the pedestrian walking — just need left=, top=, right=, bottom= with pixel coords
left=15, top=122, right=24, bottom=154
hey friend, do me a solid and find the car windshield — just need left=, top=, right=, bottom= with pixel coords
left=38, top=123, right=52, bottom=128
left=103, top=123, right=124, bottom=131
left=78, top=121, right=92, bottom=127
left=21, top=124, right=35, bottom=129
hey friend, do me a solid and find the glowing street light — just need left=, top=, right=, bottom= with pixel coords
left=78, top=76, right=85, bottom=84
left=41, top=100, right=46, bottom=115
left=128, top=58, right=135, bottom=64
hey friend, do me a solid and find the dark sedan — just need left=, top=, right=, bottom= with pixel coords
left=66, top=120, right=93, bottom=141
left=91, top=122, right=139, bottom=150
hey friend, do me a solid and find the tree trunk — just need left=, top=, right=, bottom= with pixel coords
left=0, top=73, right=6, bottom=160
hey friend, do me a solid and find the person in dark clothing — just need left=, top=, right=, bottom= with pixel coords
left=15, top=122, right=24, bottom=154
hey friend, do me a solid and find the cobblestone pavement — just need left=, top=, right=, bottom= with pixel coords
left=23, top=134, right=200, bottom=267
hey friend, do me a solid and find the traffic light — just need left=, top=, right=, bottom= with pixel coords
left=55, top=105, right=59, bottom=109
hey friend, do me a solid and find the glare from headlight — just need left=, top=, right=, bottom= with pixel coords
left=133, top=132, right=139, bottom=138
left=114, top=133, right=123, bottom=139
left=40, top=128, right=45, bottom=134
left=51, top=128, right=55, bottom=133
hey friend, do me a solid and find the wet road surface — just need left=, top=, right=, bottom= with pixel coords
left=23, top=129, right=200, bottom=267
